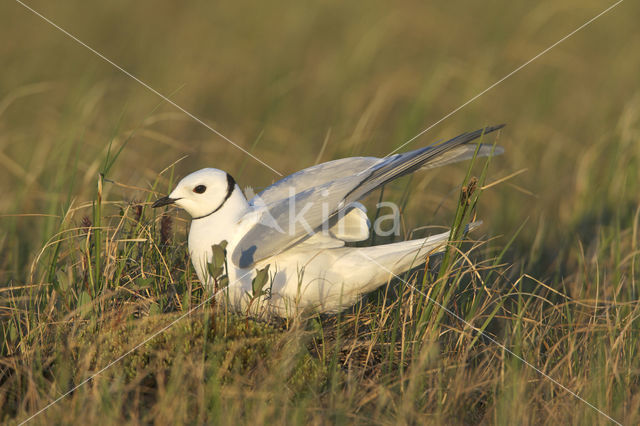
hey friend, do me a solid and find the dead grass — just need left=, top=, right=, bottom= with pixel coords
left=2, top=1, right=640, bottom=424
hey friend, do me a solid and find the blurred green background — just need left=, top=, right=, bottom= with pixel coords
left=2, top=1, right=639, bottom=278
left=2, top=1, right=639, bottom=285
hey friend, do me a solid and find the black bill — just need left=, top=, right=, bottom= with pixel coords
left=152, top=196, right=177, bottom=208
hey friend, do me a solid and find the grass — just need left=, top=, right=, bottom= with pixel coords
left=2, top=1, right=640, bottom=424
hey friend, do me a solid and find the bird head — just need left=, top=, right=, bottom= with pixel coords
left=152, top=168, right=237, bottom=219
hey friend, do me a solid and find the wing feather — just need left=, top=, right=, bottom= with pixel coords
left=252, top=157, right=381, bottom=206
left=233, top=125, right=504, bottom=268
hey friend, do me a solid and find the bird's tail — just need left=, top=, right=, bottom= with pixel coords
left=355, top=221, right=481, bottom=285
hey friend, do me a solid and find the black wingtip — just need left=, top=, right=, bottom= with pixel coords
left=481, top=123, right=506, bottom=134
left=460, top=124, right=505, bottom=144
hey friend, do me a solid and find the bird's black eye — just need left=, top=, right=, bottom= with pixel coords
left=193, top=185, right=207, bottom=194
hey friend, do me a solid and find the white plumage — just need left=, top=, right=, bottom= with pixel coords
left=152, top=125, right=503, bottom=317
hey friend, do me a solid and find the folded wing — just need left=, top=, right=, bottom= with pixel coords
left=233, top=125, right=504, bottom=268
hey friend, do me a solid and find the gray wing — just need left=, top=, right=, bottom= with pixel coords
left=251, top=157, right=383, bottom=206
left=233, top=124, right=504, bottom=268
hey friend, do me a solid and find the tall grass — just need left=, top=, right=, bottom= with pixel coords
left=2, top=122, right=638, bottom=423
left=2, top=1, right=640, bottom=424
